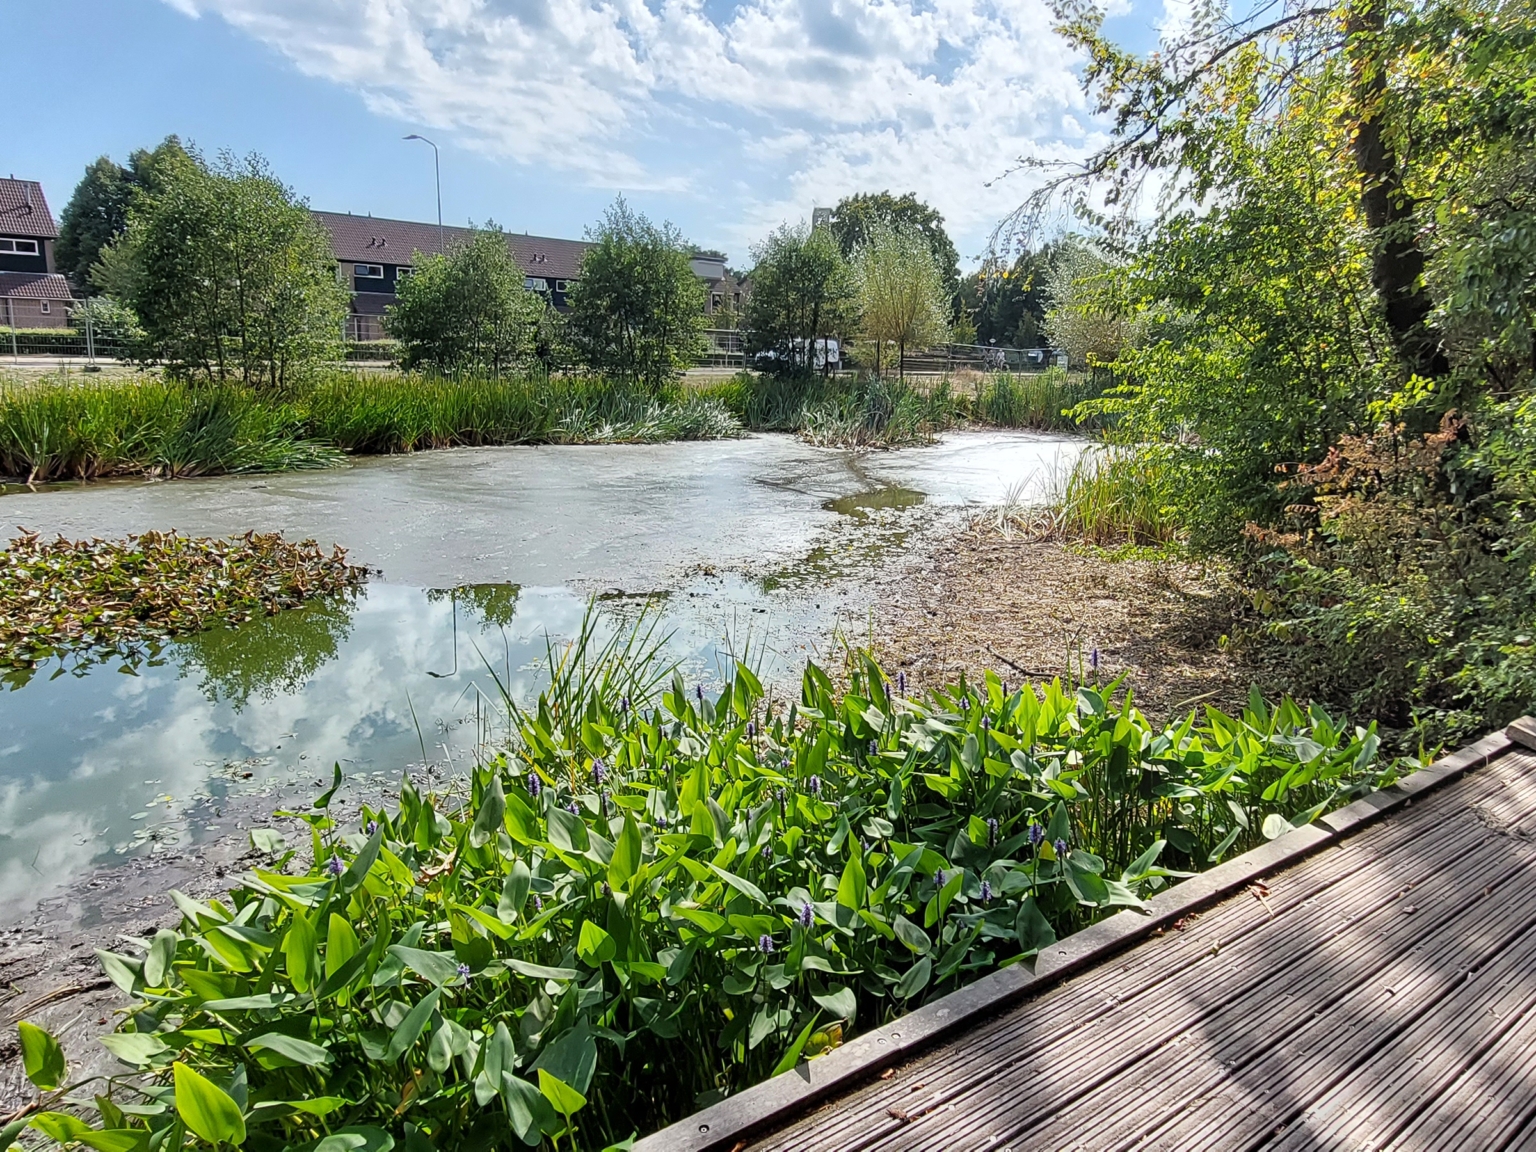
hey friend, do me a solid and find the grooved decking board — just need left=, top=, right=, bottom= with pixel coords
left=743, top=748, right=1536, bottom=1152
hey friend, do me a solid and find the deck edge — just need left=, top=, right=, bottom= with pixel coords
left=632, top=723, right=1523, bottom=1152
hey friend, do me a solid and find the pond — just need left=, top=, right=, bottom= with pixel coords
left=0, top=430, right=1081, bottom=916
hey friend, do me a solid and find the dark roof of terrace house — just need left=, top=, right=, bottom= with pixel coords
left=636, top=718, right=1536, bottom=1152
left=0, top=179, right=59, bottom=239
left=0, top=272, right=74, bottom=301
left=311, top=210, right=590, bottom=282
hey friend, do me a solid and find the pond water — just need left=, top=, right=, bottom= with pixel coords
left=0, top=431, right=1081, bottom=916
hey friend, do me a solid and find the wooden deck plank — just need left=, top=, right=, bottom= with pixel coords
left=749, top=753, right=1531, bottom=1151
left=1386, top=995, right=1536, bottom=1149
left=742, top=748, right=1536, bottom=1152
left=895, top=800, right=1536, bottom=1152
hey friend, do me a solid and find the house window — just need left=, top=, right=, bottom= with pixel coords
left=354, top=264, right=384, bottom=278
left=733, top=292, right=741, bottom=306
left=525, top=277, right=549, bottom=292
left=554, top=280, right=570, bottom=292
left=710, top=293, right=722, bottom=310
left=394, top=267, right=412, bottom=280
left=0, top=239, right=39, bottom=255
left=39, top=301, right=50, bottom=314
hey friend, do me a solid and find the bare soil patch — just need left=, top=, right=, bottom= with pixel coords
left=870, top=527, right=1259, bottom=720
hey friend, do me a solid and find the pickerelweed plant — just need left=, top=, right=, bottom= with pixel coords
left=11, top=635, right=1406, bottom=1152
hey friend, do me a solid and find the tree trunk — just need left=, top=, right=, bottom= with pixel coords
left=1347, top=0, right=1447, bottom=379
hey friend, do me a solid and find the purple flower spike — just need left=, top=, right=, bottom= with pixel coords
left=696, top=685, right=704, bottom=702
left=987, top=817, right=999, bottom=847
left=808, top=776, right=822, bottom=797
left=365, top=820, right=378, bottom=836
left=591, top=759, right=608, bottom=785
left=758, top=934, right=775, bottom=955
left=533, top=895, right=544, bottom=912
left=619, top=696, right=630, bottom=713
left=655, top=814, right=669, bottom=829
left=980, top=880, right=992, bottom=904
left=897, top=671, right=907, bottom=696
left=761, top=844, right=772, bottom=861
left=1028, top=822, right=1045, bottom=848
left=780, top=757, right=791, bottom=771
left=457, top=963, right=472, bottom=979
left=959, top=696, right=971, bottom=712
left=326, top=855, right=345, bottom=876
left=567, top=801, right=580, bottom=816
left=747, top=720, right=757, bottom=737
left=868, top=739, right=878, bottom=755
left=601, top=882, right=612, bottom=897
left=935, top=869, right=946, bottom=889
left=1002, top=680, right=1009, bottom=696
left=1053, top=838, right=1068, bottom=859
left=981, top=716, right=990, bottom=731
left=1089, top=647, right=1101, bottom=672
left=799, top=902, right=814, bottom=929
left=527, top=772, right=541, bottom=798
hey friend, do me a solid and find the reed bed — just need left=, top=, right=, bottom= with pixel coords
left=0, top=371, right=742, bottom=483
left=985, top=446, right=1179, bottom=546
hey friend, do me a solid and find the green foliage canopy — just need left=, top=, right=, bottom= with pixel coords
left=854, top=221, right=951, bottom=378
left=55, top=137, right=189, bottom=292
left=385, top=227, right=546, bottom=375
left=564, top=199, right=706, bottom=390
left=114, top=148, right=349, bottom=387
left=741, top=222, right=856, bottom=375
left=829, top=192, right=962, bottom=305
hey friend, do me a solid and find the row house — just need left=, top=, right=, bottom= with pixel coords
left=0, top=178, right=73, bottom=329
left=313, top=210, right=748, bottom=340
left=312, top=211, right=591, bottom=341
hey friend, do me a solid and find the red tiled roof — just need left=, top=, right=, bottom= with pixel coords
left=0, top=272, right=73, bottom=301
left=311, top=211, right=590, bottom=282
left=0, top=180, right=59, bottom=239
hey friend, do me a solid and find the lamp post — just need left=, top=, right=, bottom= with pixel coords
left=403, top=134, right=444, bottom=253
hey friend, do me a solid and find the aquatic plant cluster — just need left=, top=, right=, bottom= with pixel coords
left=0, top=373, right=741, bottom=484
left=0, top=530, right=367, bottom=673
left=0, top=367, right=1094, bottom=482
left=704, top=366, right=1096, bottom=449
left=12, top=639, right=1403, bottom=1150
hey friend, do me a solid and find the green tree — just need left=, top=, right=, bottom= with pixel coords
left=830, top=192, right=961, bottom=305
left=854, top=222, right=951, bottom=379
left=55, top=138, right=190, bottom=292
left=742, top=222, right=856, bottom=375
left=385, top=226, right=545, bottom=375
left=1042, top=238, right=1142, bottom=370
left=115, top=147, right=349, bottom=386
left=958, top=243, right=1063, bottom=348
left=564, top=198, right=706, bottom=389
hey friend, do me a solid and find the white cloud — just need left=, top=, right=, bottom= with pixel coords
left=162, top=0, right=1095, bottom=257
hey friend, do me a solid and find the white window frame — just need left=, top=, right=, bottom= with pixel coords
left=525, top=276, right=549, bottom=292
left=554, top=280, right=569, bottom=292
left=0, top=238, right=40, bottom=255
left=38, top=300, right=50, bottom=314
left=394, top=266, right=412, bottom=280
left=354, top=263, right=384, bottom=278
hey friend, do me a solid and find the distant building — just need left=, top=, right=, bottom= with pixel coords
left=691, top=250, right=750, bottom=322
left=0, top=178, right=73, bottom=329
left=314, top=209, right=743, bottom=338
left=312, top=211, right=591, bottom=339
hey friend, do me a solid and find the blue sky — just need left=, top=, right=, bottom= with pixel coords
left=9, top=0, right=1169, bottom=270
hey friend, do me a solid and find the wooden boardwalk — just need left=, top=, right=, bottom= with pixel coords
left=721, top=732, right=1536, bottom=1151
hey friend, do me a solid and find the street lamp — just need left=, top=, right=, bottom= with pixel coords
left=403, top=134, right=444, bottom=253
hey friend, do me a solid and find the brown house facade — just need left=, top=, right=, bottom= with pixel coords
left=0, top=179, right=72, bottom=329
left=312, top=211, right=591, bottom=340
